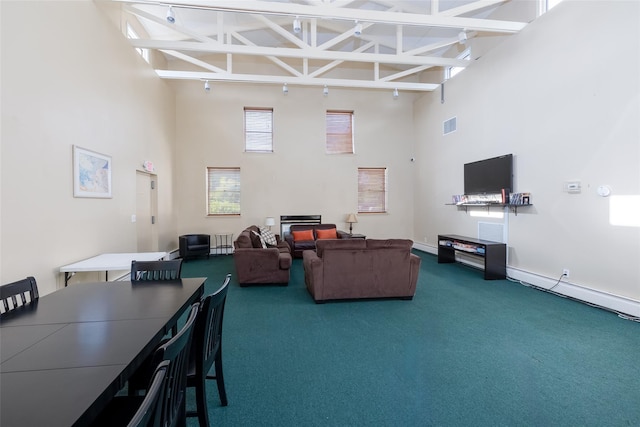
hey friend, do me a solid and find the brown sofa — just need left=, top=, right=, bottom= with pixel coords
left=284, top=224, right=350, bottom=258
left=302, top=239, right=421, bottom=303
left=233, top=226, right=292, bottom=286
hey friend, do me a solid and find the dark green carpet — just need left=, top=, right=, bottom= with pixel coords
left=181, top=252, right=639, bottom=426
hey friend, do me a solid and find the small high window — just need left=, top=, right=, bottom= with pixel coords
left=358, top=168, right=387, bottom=213
left=244, top=108, right=273, bottom=152
left=326, top=111, right=354, bottom=154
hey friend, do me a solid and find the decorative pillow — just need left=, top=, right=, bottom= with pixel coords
left=316, top=228, right=337, bottom=239
left=292, top=229, right=314, bottom=241
left=259, top=226, right=278, bottom=246
left=251, top=230, right=267, bottom=248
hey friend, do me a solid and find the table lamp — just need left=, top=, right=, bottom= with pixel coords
left=265, top=217, right=275, bottom=230
left=346, top=213, right=358, bottom=235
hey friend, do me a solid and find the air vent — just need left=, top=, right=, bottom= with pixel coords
left=443, top=117, right=457, bottom=135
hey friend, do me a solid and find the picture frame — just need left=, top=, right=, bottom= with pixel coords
left=73, top=145, right=112, bottom=198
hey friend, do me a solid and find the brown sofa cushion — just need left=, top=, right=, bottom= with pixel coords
left=316, top=239, right=366, bottom=258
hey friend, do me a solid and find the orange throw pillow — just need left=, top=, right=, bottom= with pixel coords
left=292, top=229, right=314, bottom=241
left=316, top=228, right=337, bottom=239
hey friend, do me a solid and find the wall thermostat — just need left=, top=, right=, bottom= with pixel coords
left=597, top=185, right=611, bottom=197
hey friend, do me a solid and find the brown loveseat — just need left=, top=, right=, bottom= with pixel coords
left=302, top=239, right=421, bottom=303
left=284, top=224, right=350, bottom=258
left=233, top=226, right=292, bottom=286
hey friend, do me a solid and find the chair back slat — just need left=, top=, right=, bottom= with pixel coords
left=155, top=303, right=199, bottom=427
left=126, top=360, right=168, bottom=427
left=1, top=277, right=39, bottom=314
left=199, top=275, right=230, bottom=364
left=131, top=260, right=183, bottom=282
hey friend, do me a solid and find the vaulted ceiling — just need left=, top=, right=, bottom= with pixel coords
left=109, top=0, right=532, bottom=93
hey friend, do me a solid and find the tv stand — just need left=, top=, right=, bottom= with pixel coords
left=437, top=234, right=506, bottom=280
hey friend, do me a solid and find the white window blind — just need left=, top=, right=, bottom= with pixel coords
left=358, top=168, right=387, bottom=213
left=326, top=111, right=354, bottom=154
left=244, top=108, right=273, bottom=152
left=207, top=167, right=240, bottom=215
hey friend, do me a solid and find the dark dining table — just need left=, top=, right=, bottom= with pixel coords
left=0, top=277, right=206, bottom=427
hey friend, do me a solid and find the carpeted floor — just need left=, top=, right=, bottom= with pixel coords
left=181, top=251, right=639, bottom=427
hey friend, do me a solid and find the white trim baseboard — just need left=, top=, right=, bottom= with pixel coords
left=412, top=243, right=640, bottom=318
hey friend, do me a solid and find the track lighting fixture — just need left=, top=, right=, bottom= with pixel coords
left=354, top=21, right=363, bottom=37
left=166, top=5, right=175, bottom=24
left=293, top=17, right=301, bottom=34
left=458, top=30, right=467, bottom=44
left=393, top=88, right=399, bottom=100
left=323, top=85, right=329, bottom=96
left=204, top=80, right=210, bottom=92
left=283, top=83, right=288, bottom=95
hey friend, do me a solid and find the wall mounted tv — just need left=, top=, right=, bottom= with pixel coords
left=464, top=154, right=513, bottom=195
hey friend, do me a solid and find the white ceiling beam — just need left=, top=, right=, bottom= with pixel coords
left=116, top=0, right=526, bottom=33
left=160, top=50, right=227, bottom=73
left=437, top=0, right=509, bottom=17
left=155, top=69, right=440, bottom=91
left=130, top=39, right=470, bottom=67
left=308, top=41, right=375, bottom=78
left=379, top=65, right=433, bottom=83
left=123, top=4, right=215, bottom=43
left=230, top=31, right=303, bottom=78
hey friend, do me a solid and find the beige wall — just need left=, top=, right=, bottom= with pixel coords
left=173, top=82, right=417, bottom=240
left=1, top=1, right=638, bottom=310
left=1, top=1, right=177, bottom=294
left=414, top=0, right=640, bottom=301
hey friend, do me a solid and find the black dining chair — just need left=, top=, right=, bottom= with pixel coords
left=94, top=303, right=199, bottom=427
left=97, top=360, right=168, bottom=427
left=126, top=360, right=167, bottom=427
left=131, top=259, right=183, bottom=335
left=186, top=274, right=231, bottom=427
left=131, top=260, right=183, bottom=281
left=1, top=276, right=39, bottom=314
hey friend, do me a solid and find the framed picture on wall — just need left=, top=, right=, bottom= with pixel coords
left=73, top=145, right=112, bottom=198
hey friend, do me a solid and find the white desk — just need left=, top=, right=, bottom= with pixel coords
left=60, top=252, right=167, bottom=286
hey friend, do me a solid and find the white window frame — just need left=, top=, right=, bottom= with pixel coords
left=244, top=108, right=273, bottom=153
left=326, top=110, right=354, bottom=154
left=358, top=168, right=387, bottom=213
left=445, top=49, right=470, bottom=80
left=126, top=22, right=150, bottom=63
left=206, top=167, right=241, bottom=216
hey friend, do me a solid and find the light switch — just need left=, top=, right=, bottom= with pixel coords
left=131, top=214, right=137, bottom=223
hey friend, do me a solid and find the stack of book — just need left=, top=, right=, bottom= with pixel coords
left=509, top=193, right=531, bottom=205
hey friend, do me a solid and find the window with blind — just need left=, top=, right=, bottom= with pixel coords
left=206, top=167, right=241, bottom=215
left=326, top=110, right=354, bottom=154
left=358, top=168, right=387, bottom=213
left=244, top=108, right=273, bottom=152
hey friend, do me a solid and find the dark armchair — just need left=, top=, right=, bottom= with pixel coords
left=179, top=234, right=211, bottom=261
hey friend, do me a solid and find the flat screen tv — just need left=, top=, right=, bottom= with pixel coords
left=464, top=154, right=513, bottom=195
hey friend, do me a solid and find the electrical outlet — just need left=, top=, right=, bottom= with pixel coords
left=563, top=269, right=570, bottom=278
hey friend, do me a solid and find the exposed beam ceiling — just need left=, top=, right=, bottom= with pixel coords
left=109, top=0, right=530, bottom=92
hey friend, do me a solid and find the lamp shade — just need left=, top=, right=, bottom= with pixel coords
left=346, top=213, right=358, bottom=224
left=265, top=217, right=275, bottom=227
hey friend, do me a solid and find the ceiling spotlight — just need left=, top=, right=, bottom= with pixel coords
left=393, top=88, right=399, bottom=100
left=283, top=83, right=288, bottom=95
left=323, top=85, right=329, bottom=96
left=354, top=21, right=363, bottom=37
left=166, top=5, right=175, bottom=24
left=204, top=80, right=210, bottom=92
left=458, top=30, right=468, bottom=44
left=293, top=17, right=301, bottom=34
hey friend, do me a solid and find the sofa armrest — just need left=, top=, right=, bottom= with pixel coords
left=302, top=249, right=324, bottom=301
left=336, top=230, right=350, bottom=239
left=409, top=253, right=421, bottom=294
